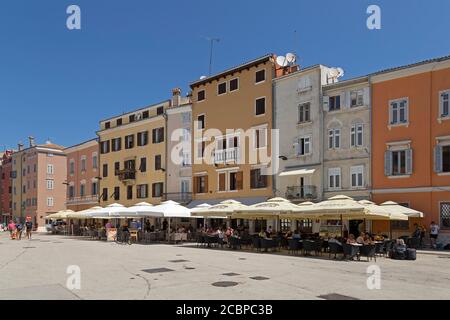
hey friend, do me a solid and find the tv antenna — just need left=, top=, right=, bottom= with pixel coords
left=205, top=37, right=220, bottom=76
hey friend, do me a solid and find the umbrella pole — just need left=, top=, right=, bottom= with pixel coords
left=340, top=215, right=343, bottom=238
left=168, top=218, right=171, bottom=243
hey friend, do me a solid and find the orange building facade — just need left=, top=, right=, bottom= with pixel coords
left=371, top=57, right=450, bottom=240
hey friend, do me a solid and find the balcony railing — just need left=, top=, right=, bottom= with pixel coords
left=162, top=192, right=193, bottom=205
left=118, top=168, right=136, bottom=181
left=286, top=185, right=317, bottom=201
left=214, top=148, right=240, bottom=164
left=66, top=195, right=99, bottom=206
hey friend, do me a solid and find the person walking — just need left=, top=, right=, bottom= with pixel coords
left=16, top=222, right=24, bottom=240
left=419, top=224, right=426, bottom=248
left=430, top=221, right=440, bottom=249
left=25, top=219, right=33, bottom=240
left=8, top=220, right=16, bottom=240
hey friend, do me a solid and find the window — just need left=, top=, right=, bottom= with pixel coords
left=152, top=127, right=164, bottom=143
left=105, top=122, right=111, bottom=129
left=255, top=98, right=266, bottom=116
left=102, top=188, right=108, bottom=201
left=197, top=90, right=205, bottom=102
left=296, top=137, right=311, bottom=156
left=229, top=78, right=239, bottom=92
left=47, top=164, right=54, bottom=174
left=157, top=106, right=164, bottom=115
left=328, top=129, right=340, bottom=149
left=182, top=151, right=191, bottom=167
left=250, top=168, right=267, bottom=189
left=69, top=160, right=75, bottom=175
left=440, top=91, right=449, bottom=118
left=351, top=124, right=364, bottom=147
left=92, top=182, right=98, bottom=196
left=229, top=172, right=243, bottom=191
left=92, top=153, right=98, bottom=169
left=385, top=149, right=413, bottom=176
left=81, top=157, right=87, bottom=172
left=127, top=185, right=133, bottom=200
left=114, top=187, right=120, bottom=200
left=155, top=155, right=162, bottom=170
left=390, top=99, right=408, bottom=125
left=125, top=135, right=134, bottom=149
left=68, top=185, right=75, bottom=198
left=350, top=165, right=364, bottom=188
left=47, top=197, right=54, bottom=207
left=329, top=95, right=341, bottom=111
left=280, top=219, right=291, bottom=232
left=255, top=69, right=266, bottom=83
left=351, top=90, right=364, bottom=107
left=254, top=127, right=267, bottom=149
left=218, top=82, right=227, bottom=95
left=46, top=179, right=54, bottom=190
left=440, top=202, right=450, bottom=230
left=328, top=168, right=341, bottom=189
left=112, top=138, right=122, bottom=152
left=80, top=183, right=86, bottom=197
left=435, top=145, right=450, bottom=173
left=197, top=115, right=205, bottom=130
left=114, top=162, right=120, bottom=176
left=102, top=164, right=108, bottom=178
left=142, top=111, right=149, bottom=119
left=298, top=103, right=310, bottom=123
left=298, top=76, right=311, bottom=92
left=152, top=183, right=164, bottom=197
left=137, top=184, right=148, bottom=199
left=101, top=140, right=110, bottom=154
left=129, top=114, right=136, bottom=123
left=140, top=158, right=147, bottom=173
left=116, top=118, right=123, bottom=126
left=137, top=131, right=149, bottom=147
left=194, top=175, right=208, bottom=194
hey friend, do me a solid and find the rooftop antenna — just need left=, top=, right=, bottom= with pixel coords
left=205, top=37, right=220, bottom=76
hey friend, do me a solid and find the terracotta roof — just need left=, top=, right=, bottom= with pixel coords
left=37, top=143, right=65, bottom=150
left=371, top=55, right=450, bottom=76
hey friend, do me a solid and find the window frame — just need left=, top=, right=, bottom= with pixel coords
left=350, top=165, right=364, bottom=188
left=217, top=82, right=227, bottom=96
left=255, top=69, right=266, bottom=84
left=328, top=167, right=341, bottom=190
left=229, top=78, right=239, bottom=92
left=389, top=97, right=409, bottom=126
left=439, top=90, right=450, bottom=119
left=255, top=97, right=266, bottom=116
left=197, top=89, right=206, bottom=102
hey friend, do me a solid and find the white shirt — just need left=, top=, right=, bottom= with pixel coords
left=430, top=224, right=440, bottom=235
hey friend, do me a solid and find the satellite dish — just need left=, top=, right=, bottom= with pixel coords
left=328, top=68, right=339, bottom=78
left=276, top=56, right=288, bottom=67
left=200, top=75, right=207, bottom=80
left=337, top=67, right=345, bottom=77
left=286, top=53, right=296, bottom=64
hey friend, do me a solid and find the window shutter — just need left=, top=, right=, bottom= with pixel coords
left=363, top=87, right=370, bottom=106
left=434, top=145, right=443, bottom=173
left=343, top=91, right=350, bottom=109
left=219, top=173, right=226, bottom=191
left=236, top=171, right=243, bottom=190
left=293, top=140, right=300, bottom=156
left=384, top=151, right=392, bottom=176
left=406, top=149, right=413, bottom=175
left=193, top=177, right=198, bottom=194
left=204, top=175, right=209, bottom=193
left=323, top=96, right=329, bottom=111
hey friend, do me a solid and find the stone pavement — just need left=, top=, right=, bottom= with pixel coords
left=1, top=232, right=450, bottom=300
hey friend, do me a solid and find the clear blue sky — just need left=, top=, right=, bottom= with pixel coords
left=0, top=0, right=449, bottom=150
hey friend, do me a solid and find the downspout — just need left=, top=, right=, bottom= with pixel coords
left=319, top=67, right=325, bottom=202
left=272, top=65, right=277, bottom=199
left=369, top=76, right=373, bottom=201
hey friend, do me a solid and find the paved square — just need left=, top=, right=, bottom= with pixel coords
left=1, top=233, right=450, bottom=300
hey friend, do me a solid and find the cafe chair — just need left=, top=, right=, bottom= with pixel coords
left=360, top=244, right=377, bottom=262
left=328, top=242, right=343, bottom=259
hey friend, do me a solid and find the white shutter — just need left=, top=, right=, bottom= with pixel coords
left=435, top=145, right=443, bottom=173
left=343, top=91, right=351, bottom=109
left=293, top=140, right=300, bottom=156
left=323, top=96, right=329, bottom=111
left=406, top=149, right=413, bottom=175
left=384, top=151, right=392, bottom=176
left=363, top=87, right=370, bottom=106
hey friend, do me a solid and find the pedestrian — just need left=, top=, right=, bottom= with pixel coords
left=420, top=224, right=426, bottom=248
left=430, top=221, right=440, bottom=249
left=16, top=222, right=24, bottom=240
left=25, top=219, right=33, bottom=240
left=8, top=220, right=16, bottom=240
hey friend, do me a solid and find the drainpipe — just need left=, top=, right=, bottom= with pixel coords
left=369, top=76, right=373, bottom=201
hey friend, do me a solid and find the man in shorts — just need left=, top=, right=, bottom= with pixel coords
left=430, top=221, right=440, bottom=249
left=25, top=220, right=33, bottom=240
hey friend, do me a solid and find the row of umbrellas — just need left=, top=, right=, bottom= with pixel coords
left=47, top=196, right=423, bottom=223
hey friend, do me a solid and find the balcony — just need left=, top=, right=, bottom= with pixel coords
left=66, top=195, right=99, bottom=206
left=214, top=148, right=240, bottom=164
left=286, top=185, right=317, bottom=202
left=162, top=192, right=192, bottom=205
left=118, top=168, right=136, bottom=181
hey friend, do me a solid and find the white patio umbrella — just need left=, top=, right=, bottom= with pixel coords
left=191, top=200, right=249, bottom=218
left=67, top=206, right=102, bottom=219
left=379, top=201, right=424, bottom=218
left=110, top=202, right=153, bottom=218
left=358, top=200, right=408, bottom=221
left=233, top=197, right=296, bottom=219
left=85, top=203, right=126, bottom=219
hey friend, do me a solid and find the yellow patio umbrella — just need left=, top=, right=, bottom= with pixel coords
left=358, top=200, right=408, bottom=221
left=46, top=210, right=75, bottom=220
left=379, top=201, right=424, bottom=218
left=296, top=195, right=369, bottom=219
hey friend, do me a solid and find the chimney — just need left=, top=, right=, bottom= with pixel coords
left=18, top=142, right=24, bottom=151
left=28, top=136, right=35, bottom=148
left=172, top=88, right=181, bottom=107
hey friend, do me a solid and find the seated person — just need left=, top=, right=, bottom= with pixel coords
left=266, top=226, right=273, bottom=237
left=232, top=230, right=240, bottom=238
left=292, top=230, right=301, bottom=240
left=363, top=234, right=375, bottom=245
left=346, top=234, right=357, bottom=244
left=356, top=232, right=365, bottom=244
left=328, top=235, right=342, bottom=246
left=258, top=229, right=267, bottom=239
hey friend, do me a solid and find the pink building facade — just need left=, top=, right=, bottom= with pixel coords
left=0, top=151, right=13, bottom=224
left=65, top=139, right=100, bottom=212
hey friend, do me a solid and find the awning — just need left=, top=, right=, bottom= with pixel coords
left=187, top=196, right=268, bottom=209
left=279, top=169, right=315, bottom=177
